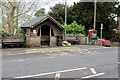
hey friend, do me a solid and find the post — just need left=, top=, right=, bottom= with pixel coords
left=101, top=23, right=103, bottom=46
left=40, top=26, right=41, bottom=46
left=50, top=27, right=51, bottom=46
left=50, top=27, right=51, bottom=37
left=27, top=28, right=31, bottom=47
left=93, top=0, right=96, bottom=30
left=64, top=0, right=67, bottom=41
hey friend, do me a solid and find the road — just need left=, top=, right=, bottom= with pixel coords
left=2, top=45, right=119, bottom=80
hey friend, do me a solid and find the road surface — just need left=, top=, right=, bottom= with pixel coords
left=2, top=45, right=119, bottom=80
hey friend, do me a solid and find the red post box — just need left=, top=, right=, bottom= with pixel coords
left=89, top=30, right=94, bottom=36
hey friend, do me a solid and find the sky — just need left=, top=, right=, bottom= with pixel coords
left=0, top=0, right=119, bottom=25
left=41, top=0, right=80, bottom=13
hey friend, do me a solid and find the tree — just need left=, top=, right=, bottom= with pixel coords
left=49, top=2, right=119, bottom=39
left=65, top=21, right=85, bottom=35
left=48, top=3, right=65, bottom=24
left=117, top=5, right=120, bottom=17
left=34, top=8, right=46, bottom=17
left=68, top=2, right=94, bottom=30
left=0, top=1, right=37, bottom=33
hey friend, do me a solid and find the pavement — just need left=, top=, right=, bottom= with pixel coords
left=2, top=45, right=104, bottom=55
left=2, top=45, right=104, bottom=61
left=1, top=45, right=119, bottom=80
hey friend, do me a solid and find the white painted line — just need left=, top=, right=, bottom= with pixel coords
left=82, top=73, right=105, bottom=79
left=3, top=59, right=28, bottom=62
left=14, top=67, right=87, bottom=78
left=90, top=68, right=97, bottom=75
left=85, top=49, right=88, bottom=51
left=117, top=62, right=120, bottom=64
left=48, top=57, right=54, bottom=58
left=55, top=73, right=61, bottom=80
left=12, top=59, right=24, bottom=62
left=88, top=52, right=91, bottom=53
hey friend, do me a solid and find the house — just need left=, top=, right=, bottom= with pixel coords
left=21, top=16, right=64, bottom=47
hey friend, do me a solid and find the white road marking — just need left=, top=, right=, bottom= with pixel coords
left=55, top=73, right=61, bottom=80
left=82, top=73, right=105, bottom=79
left=3, top=59, right=28, bottom=62
left=14, top=67, right=87, bottom=78
left=90, top=68, right=97, bottom=75
left=48, top=57, right=54, bottom=58
left=88, top=52, right=91, bottom=53
left=12, top=59, right=24, bottom=62
left=85, top=49, right=88, bottom=51
left=117, top=62, right=120, bottom=64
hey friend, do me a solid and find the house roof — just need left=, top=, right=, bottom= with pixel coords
left=20, top=16, right=64, bottom=29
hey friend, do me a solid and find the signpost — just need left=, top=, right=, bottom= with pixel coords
left=100, top=23, right=103, bottom=46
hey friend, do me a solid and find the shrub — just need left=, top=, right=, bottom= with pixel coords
left=16, top=27, right=25, bottom=34
left=0, top=27, right=25, bottom=39
left=0, top=31, right=10, bottom=39
left=65, top=21, right=85, bottom=35
left=109, top=31, right=120, bottom=42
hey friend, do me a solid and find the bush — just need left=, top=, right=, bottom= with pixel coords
left=65, top=21, right=85, bottom=35
left=0, top=27, right=25, bottom=39
left=0, top=31, right=10, bottom=39
left=109, top=31, right=120, bottom=42
left=16, top=27, right=25, bottom=34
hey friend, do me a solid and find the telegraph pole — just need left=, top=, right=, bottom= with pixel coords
left=64, top=0, right=67, bottom=41
left=93, top=0, right=96, bottom=30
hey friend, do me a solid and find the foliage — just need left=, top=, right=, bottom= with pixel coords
left=109, top=31, right=120, bottom=42
left=6, top=34, right=25, bottom=39
left=49, top=2, right=119, bottom=39
left=48, top=4, right=65, bottom=24
left=34, top=8, right=46, bottom=17
left=0, top=27, right=25, bottom=39
left=117, top=5, right=120, bottom=16
left=68, top=2, right=119, bottom=36
left=65, top=21, right=85, bottom=35
left=16, top=27, right=25, bottom=34
left=0, top=31, right=10, bottom=39
left=1, top=2, right=38, bottom=33
left=15, top=27, right=25, bottom=39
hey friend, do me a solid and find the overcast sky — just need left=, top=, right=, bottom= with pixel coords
left=41, top=0, right=80, bottom=13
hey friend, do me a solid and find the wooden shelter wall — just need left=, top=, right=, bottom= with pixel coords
left=24, top=18, right=64, bottom=47
left=33, top=19, right=63, bottom=36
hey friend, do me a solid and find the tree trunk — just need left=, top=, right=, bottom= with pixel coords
left=6, top=4, right=16, bottom=34
left=8, top=15, right=14, bottom=33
